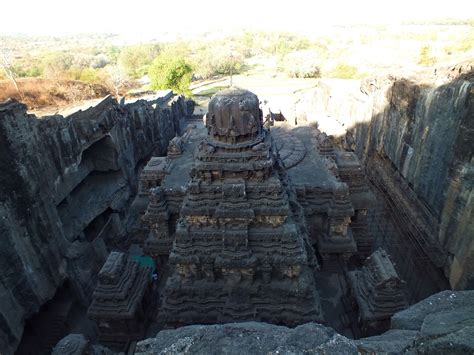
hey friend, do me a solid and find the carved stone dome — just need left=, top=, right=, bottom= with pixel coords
left=206, top=88, right=262, bottom=143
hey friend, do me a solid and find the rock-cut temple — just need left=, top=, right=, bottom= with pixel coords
left=131, top=87, right=376, bottom=331
left=158, top=88, right=323, bottom=325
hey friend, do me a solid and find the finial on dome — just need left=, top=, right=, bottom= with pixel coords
left=206, top=88, right=263, bottom=144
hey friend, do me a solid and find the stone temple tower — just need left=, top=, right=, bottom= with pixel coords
left=160, top=88, right=323, bottom=326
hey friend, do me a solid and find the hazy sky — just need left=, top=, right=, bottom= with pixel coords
left=1, top=0, right=473, bottom=36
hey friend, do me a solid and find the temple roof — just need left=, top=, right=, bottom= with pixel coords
left=207, top=88, right=262, bottom=141
left=87, top=252, right=151, bottom=319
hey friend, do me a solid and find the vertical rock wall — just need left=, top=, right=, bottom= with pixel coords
left=0, top=94, right=187, bottom=354
left=297, top=69, right=473, bottom=291
left=356, top=75, right=473, bottom=291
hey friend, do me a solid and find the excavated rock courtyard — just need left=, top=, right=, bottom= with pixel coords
left=1, top=65, right=473, bottom=355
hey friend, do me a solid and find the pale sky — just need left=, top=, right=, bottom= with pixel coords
left=1, top=0, right=473, bottom=37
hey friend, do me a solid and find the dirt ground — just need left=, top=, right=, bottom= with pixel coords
left=192, top=72, right=320, bottom=113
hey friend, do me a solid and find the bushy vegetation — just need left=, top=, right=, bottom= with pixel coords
left=279, top=50, right=321, bottom=78
left=191, top=49, right=245, bottom=80
left=245, top=31, right=311, bottom=57
left=326, top=63, right=361, bottom=79
left=118, top=44, right=160, bottom=78
left=148, top=54, right=193, bottom=95
left=1, top=31, right=316, bottom=84
left=2, top=20, right=473, bottom=104
left=443, top=29, right=474, bottom=54
left=418, top=45, right=436, bottom=66
left=3, top=46, right=137, bottom=95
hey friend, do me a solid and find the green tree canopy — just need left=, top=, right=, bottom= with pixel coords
left=41, top=52, right=74, bottom=79
left=118, top=44, right=160, bottom=79
left=149, top=54, right=193, bottom=95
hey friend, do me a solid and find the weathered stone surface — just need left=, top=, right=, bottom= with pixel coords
left=0, top=93, right=186, bottom=354
left=184, top=99, right=196, bottom=116
left=88, top=252, right=154, bottom=351
left=356, top=329, right=420, bottom=354
left=157, top=88, right=323, bottom=326
left=413, top=325, right=474, bottom=355
left=295, top=70, right=474, bottom=290
left=52, top=333, right=116, bottom=355
left=421, top=308, right=474, bottom=336
left=135, top=322, right=358, bottom=355
left=135, top=290, right=474, bottom=355
left=272, top=124, right=375, bottom=262
left=348, top=249, right=408, bottom=330
left=391, top=290, right=474, bottom=331
left=52, top=334, right=90, bottom=355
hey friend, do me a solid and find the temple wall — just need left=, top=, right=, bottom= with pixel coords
left=0, top=93, right=187, bottom=354
left=296, top=67, right=473, bottom=291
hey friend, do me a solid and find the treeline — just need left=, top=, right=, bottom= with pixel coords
left=3, top=26, right=472, bottom=95
left=2, top=31, right=331, bottom=94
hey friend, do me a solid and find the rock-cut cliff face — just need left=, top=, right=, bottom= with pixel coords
left=0, top=94, right=187, bottom=354
left=296, top=67, right=473, bottom=291
left=358, top=75, right=473, bottom=291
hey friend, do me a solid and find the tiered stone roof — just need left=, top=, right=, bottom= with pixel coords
left=87, top=252, right=151, bottom=319
left=348, top=249, right=408, bottom=322
left=160, top=88, right=323, bottom=326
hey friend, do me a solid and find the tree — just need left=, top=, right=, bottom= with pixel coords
left=105, top=46, right=121, bottom=64
left=418, top=45, right=436, bottom=66
left=41, top=51, right=74, bottom=79
left=118, top=44, right=160, bottom=79
left=1, top=48, right=22, bottom=97
left=149, top=54, right=193, bottom=95
left=105, top=65, right=127, bottom=96
left=191, top=46, right=244, bottom=80
left=280, top=50, right=321, bottom=78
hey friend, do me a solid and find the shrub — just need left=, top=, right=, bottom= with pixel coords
left=444, top=31, right=474, bottom=55
left=26, top=66, right=42, bottom=77
left=326, top=63, right=360, bottom=79
left=418, top=45, right=436, bottom=66
left=118, top=44, right=160, bottom=79
left=261, top=32, right=311, bottom=56
left=41, top=52, right=74, bottom=79
left=66, top=67, right=83, bottom=80
left=79, top=68, right=100, bottom=84
left=279, top=50, right=321, bottom=78
left=105, top=46, right=121, bottom=64
left=149, top=54, right=193, bottom=95
left=104, top=65, right=128, bottom=96
left=191, top=46, right=245, bottom=80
